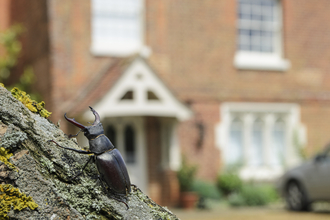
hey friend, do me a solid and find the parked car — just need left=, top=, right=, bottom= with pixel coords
left=276, top=144, right=330, bottom=211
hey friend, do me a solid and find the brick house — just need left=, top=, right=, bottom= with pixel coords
left=2, top=0, right=330, bottom=206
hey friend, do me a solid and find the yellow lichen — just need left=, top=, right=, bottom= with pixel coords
left=0, top=83, right=4, bottom=87
left=10, top=87, right=52, bottom=118
left=0, top=147, right=17, bottom=171
left=0, top=184, right=38, bottom=219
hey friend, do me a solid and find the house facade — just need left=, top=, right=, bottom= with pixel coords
left=2, top=0, right=330, bottom=206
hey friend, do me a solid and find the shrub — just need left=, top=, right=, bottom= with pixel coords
left=216, top=172, right=242, bottom=196
left=177, top=157, right=198, bottom=192
left=227, top=193, right=246, bottom=207
left=192, top=180, right=221, bottom=200
left=228, top=184, right=279, bottom=207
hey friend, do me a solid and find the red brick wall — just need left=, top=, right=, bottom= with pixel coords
left=301, top=103, right=330, bottom=155
left=145, top=116, right=162, bottom=204
left=0, top=0, right=10, bottom=60
left=147, top=0, right=330, bottom=103
left=145, top=0, right=330, bottom=169
left=145, top=116, right=180, bottom=206
left=0, top=0, right=10, bottom=31
left=178, top=101, right=221, bottom=181
left=47, top=0, right=118, bottom=121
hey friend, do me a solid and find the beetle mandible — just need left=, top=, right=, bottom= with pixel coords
left=48, top=106, right=131, bottom=209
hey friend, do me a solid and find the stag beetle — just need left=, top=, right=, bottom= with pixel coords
left=48, top=107, right=131, bottom=209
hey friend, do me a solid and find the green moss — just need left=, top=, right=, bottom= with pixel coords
left=10, top=87, right=51, bottom=118
left=0, top=184, right=38, bottom=220
left=0, top=147, right=17, bottom=171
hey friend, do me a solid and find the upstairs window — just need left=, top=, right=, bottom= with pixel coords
left=235, top=0, right=290, bottom=71
left=238, top=0, right=278, bottom=53
left=91, top=0, right=143, bottom=56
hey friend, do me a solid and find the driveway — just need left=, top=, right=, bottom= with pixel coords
left=173, top=204, right=330, bottom=220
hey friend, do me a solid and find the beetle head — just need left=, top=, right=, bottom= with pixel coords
left=65, top=106, right=104, bottom=139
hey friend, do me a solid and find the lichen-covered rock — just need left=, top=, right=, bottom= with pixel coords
left=11, top=87, right=52, bottom=118
left=0, top=184, right=38, bottom=219
left=0, top=86, right=179, bottom=220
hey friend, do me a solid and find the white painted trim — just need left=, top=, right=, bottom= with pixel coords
left=85, top=58, right=192, bottom=121
left=160, top=118, right=181, bottom=171
left=234, top=51, right=291, bottom=71
left=235, top=0, right=290, bottom=72
left=215, top=102, right=306, bottom=181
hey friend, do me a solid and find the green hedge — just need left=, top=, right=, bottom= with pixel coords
left=216, top=173, right=243, bottom=196
left=228, top=184, right=279, bottom=207
left=192, top=180, right=221, bottom=200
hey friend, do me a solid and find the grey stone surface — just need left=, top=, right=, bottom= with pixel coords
left=0, top=86, right=179, bottom=220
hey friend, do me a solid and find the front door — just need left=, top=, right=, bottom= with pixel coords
left=104, top=117, right=148, bottom=193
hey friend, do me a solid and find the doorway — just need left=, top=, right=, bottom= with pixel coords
left=104, top=117, right=148, bottom=193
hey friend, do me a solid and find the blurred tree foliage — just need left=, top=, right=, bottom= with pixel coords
left=0, top=25, right=40, bottom=101
left=0, top=25, right=23, bottom=81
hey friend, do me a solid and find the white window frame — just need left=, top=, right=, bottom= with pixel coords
left=91, top=0, right=145, bottom=56
left=216, top=102, right=306, bottom=181
left=160, top=118, right=181, bottom=171
left=234, top=0, right=290, bottom=71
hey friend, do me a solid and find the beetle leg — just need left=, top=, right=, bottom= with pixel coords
left=67, top=129, right=82, bottom=139
left=97, top=175, right=108, bottom=192
left=117, top=199, right=129, bottom=210
left=70, top=156, right=94, bottom=180
left=109, top=194, right=129, bottom=210
left=48, top=140, right=92, bottom=154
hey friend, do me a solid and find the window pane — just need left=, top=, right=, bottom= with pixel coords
left=237, top=0, right=278, bottom=53
left=250, top=119, right=264, bottom=166
left=271, top=119, right=285, bottom=167
left=238, top=29, right=251, bottom=51
left=124, top=125, right=136, bottom=163
left=261, top=31, right=273, bottom=52
left=228, top=118, right=243, bottom=165
left=91, top=0, right=142, bottom=54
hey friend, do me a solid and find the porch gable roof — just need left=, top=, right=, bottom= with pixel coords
left=71, top=56, right=192, bottom=121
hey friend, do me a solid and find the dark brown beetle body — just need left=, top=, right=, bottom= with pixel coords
left=96, top=149, right=131, bottom=195
left=49, top=107, right=131, bottom=208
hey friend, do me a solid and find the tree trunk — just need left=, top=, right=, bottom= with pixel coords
left=0, top=86, right=179, bottom=220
